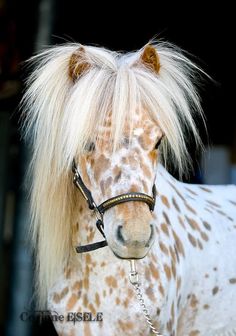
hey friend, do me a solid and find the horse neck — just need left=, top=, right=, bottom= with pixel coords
left=152, top=164, right=190, bottom=304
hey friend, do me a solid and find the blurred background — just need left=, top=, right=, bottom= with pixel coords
left=0, top=1, right=235, bottom=335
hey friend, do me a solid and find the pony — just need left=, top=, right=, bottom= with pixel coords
left=22, top=41, right=236, bottom=336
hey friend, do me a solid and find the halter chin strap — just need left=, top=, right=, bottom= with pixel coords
left=72, top=159, right=157, bottom=253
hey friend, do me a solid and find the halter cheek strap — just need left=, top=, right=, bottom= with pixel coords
left=72, top=159, right=157, bottom=253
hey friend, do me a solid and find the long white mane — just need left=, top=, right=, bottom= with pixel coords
left=21, top=41, right=205, bottom=307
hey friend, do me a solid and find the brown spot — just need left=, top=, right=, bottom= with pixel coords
left=105, top=276, right=118, bottom=288
left=65, top=268, right=71, bottom=279
left=189, top=330, right=200, bottom=336
left=116, top=297, right=121, bottom=305
left=171, top=302, right=175, bottom=321
left=122, top=156, right=128, bottom=164
left=95, top=292, right=100, bottom=307
left=83, top=270, right=89, bottom=290
left=123, top=297, right=129, bottom=308
left=72, top=281, right=82, bottom=291
left=229, top=278, right=236, bottom=284
left=145, top=286, right=156, bottom=302
left=205, top=207, right=213, bottom=214
left=190, top=294, right=198, bottom=308
left=103, top=290, right=106, bottom=297
left=199, top=186, right=212, bottom=193
left=88, top=303, right=96, bottom=316
left=166, top=319, right=173, bottom=332
left=100, top=180, right=105, bottom=195
left=161, top=223, right=170, bottom=236
left=169, top=246, right=177, bottom=264
left=118, top=319, right=134, bottom=332
left=178, top=216, right=186, bottom=229
left=158, top=283, right=165, bottom=296
left=142, top=180, right=148, bottom=193
left=212, top=286, right=219, bottom=295
left=53, top=293, right=61, bottom=304
left=150, top=262, right=159, bottom=279
left=168, top=181, right=185, bottom=202
left=161, top=195, right=170, bottom=208
left=142, top=163, right=152, bottom=179
left=213, top=267, right=217, bottom=271
left=197, top=239, right=203, bottom=250
left=60, top=287, right=69, bottom=300
left=206, top=200, right=221, bottom=208
left=184, top=202, right=197, bottom=215
left=174, top=243, right=179, bottom=264
left=164, top=264, right=172, bottom=280
left=203, top=304, right=209, bottom=309
left=87, top=229, right=95, bottom=242
left=200, top=231, right=209, bottom=241
left=205, top=274, right=209, bottom=278
left=94, top=155, right=110, bottom=181
left=129, top=184, right=139, bottom=192
left=185, top=187, right=198, bottom=196
left=229, top=200, right=236, bottom=206
left=177, top=277, right=182, bottom=293
left=177, top=295, right=181, bottom=309
left=149, top=150, right=158, bottom=166
left=145, top=267, right=151, bottom=281
left=83, top=321, right=92, bottom=336
left=171, top=260, right=176, bottom=279
left=185, top=216, right=200, bottom=231
left=83, top=293, right=88, bottom=307
left=172, top=197, right=180, bottom=212
left=188, top=233, right=197, bottom=247
left=159, top=241, right=169, bottom=255
left=172, top=230, right=185, bottom=256
left=85, top=254, right=92, bottom=264
left=163, top=211, right=171, bottom=225
left=113, top=166, right=122, bottom=183
left=128, top=288, right=134, bottom=298
left=217, top=210, right=228, bottom=217
left=104, top=176, right=112, bottom=194
left=203, top=221, right=211, bottom=231
left=66, top=293, right=77, bottom=310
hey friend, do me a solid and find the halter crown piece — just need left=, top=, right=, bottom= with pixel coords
left=72, top=159, right=157, bottom=253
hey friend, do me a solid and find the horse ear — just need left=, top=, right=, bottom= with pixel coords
left=68, top=46, right=91, bottom=82
left=140, top=45, right=160, bottom=74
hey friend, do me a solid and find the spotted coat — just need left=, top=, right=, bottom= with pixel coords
left=48, top=165, right=236, bottom=336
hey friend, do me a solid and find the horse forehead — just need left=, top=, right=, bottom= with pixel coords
left=97, top=108, right=159, bottom=140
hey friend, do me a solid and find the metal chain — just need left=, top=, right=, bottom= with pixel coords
left=129, top=260, right=164, bottom=336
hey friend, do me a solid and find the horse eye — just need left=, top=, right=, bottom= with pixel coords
left=154, top=137, right=162, bottom=149
left=85, top=142, right=96, bottom=152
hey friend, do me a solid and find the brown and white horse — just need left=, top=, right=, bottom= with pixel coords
left=22, top=42, right=236, bottom=335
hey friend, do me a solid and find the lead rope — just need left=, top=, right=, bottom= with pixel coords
left=129, top=260, right=164, bottom=336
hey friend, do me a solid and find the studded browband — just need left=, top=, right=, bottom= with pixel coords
left=72, top=159, right=157, bottom=253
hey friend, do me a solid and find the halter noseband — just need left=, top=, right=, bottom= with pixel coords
left=72, top=159, right=157, bottom=253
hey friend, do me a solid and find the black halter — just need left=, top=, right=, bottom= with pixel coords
left=72, top=159, right=157, bottom=253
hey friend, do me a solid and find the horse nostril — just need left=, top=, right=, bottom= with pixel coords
left=117, top=225, right=125, bottom=243
left=145, top=224, right=154, bottom=247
